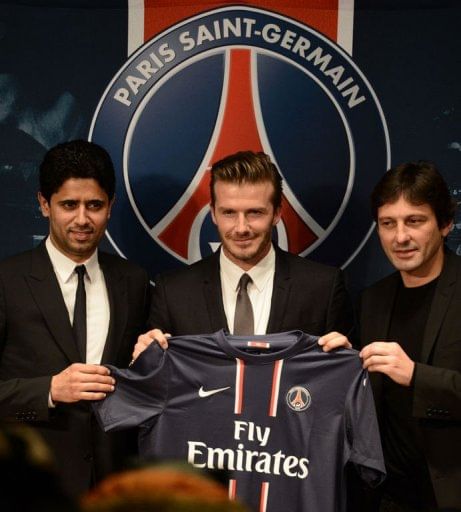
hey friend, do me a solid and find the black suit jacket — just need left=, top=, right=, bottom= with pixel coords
left=359, top=250, right=461, bottom=509
left=148, top=246, right=353, bottom=337
left=0, top=243, right=151, bottom=498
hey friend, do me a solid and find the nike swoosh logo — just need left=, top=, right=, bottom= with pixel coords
left=198, top=386, right=230, bottom=398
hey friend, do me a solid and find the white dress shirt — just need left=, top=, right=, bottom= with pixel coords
left=220, top=245, right=275, bottom=335
left=46, top=237, right=110, bottom=364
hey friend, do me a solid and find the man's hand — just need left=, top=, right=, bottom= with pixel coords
left=318, top=331, right=352, bottom=352
left=131, top=328, right=171, bottom=361
left=50, top=364, right=115, bottom=403
left=360, top=341, right=415, bottom=386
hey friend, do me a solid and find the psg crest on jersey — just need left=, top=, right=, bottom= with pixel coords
left=90, top=6, right=390, bottom=277
left=286, top=386, right=311, bottom=412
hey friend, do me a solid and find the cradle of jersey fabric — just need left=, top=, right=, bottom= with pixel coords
left=93, top=330, right=385, bottom=512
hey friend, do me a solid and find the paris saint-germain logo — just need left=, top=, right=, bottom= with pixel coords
left=90, top=6, right=390, bottom=277
left=286, top=386, right=311, bottom=412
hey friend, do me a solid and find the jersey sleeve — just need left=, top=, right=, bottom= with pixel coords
left=344, top=368, right=386, bottom=487
left=93, top=343, right=169, bottom=432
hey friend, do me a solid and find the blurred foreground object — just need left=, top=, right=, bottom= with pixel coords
left=0, top=423, right=77, bottom=511
left=82, top=463, right=249, bottom=512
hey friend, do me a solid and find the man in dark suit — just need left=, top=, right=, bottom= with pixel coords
left=0, top=140, right=151, bottom=498
left=358, top=161, right=461, bottom=511
left=133, top=150, right=352, bottom=356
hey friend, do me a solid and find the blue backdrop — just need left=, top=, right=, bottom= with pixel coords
left=0, top=0, right=459, bottom=297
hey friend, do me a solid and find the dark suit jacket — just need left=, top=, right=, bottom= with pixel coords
left=359, top=250, right=461, bottom=509
left=0, top=243, right=151, bottom=498
left=148, top=246, right=353, bottom=337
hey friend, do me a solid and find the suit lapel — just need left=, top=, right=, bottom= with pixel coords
left=361, top=273, right=399, bottom=416
left=363, top=272, right=400, bottom=342
left=99, top=254, right=128, bottom=364
left=267, top=248, right=290, bottom=333
left=26, top=243, right=81, bottom=363
left=420, top=251, right=457, bottom=363
left=203, top=250, right=229, bottom=332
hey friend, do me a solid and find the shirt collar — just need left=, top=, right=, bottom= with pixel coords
left=220, top=244, right=275, bottom=292
left=45, top=237, right=99, bottom=283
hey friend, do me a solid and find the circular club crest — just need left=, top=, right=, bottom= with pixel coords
left=286, top=386, right=311, bottom=412
left=90, top=6, right=390, bottom=277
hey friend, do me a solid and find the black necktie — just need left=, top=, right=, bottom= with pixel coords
left=234, top=273, right=254, bottom=335
left=73, top=265, right=87, bottom=361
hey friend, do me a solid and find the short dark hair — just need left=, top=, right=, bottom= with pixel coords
left=39, top=140, right=116, bottom=202
left=210, top=151, right=283, bottom=209
left=371, top=160, right=456, bottom=228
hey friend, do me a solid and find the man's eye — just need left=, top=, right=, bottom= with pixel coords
left=87, top=202, right=103, bottom=210
left=62, top=202, right=77, bottom=209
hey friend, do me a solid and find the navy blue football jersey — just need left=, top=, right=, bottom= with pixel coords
left=94, top=330, right=385, bottom=511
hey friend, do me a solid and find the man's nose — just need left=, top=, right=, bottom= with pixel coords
left=394, top=223, right=410, bottom=243
left=75, top=205, right=89, bottom=224
left=235, top=213, right=249, bottom=232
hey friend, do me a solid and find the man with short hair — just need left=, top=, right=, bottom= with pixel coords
left=358, top=161, right=461, bottom=511
left=123, top=151, right=383, bottom=511
left=134, top=150, right=352, bottom=357
left=0, top=140, right=151, bottom=498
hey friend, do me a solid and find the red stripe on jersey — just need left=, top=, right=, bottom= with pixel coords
left=229, top=479, right=237, bottom=500
left=269, top=360, right=284, bottom=417
left=234, top=358, right=245, bottom=414
left=260, top=481, right=269, bottom=512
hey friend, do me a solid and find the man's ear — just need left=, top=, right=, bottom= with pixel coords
left=272, top=206, right=282, bottom=226
left=37, top=192, right=50, bottom=218
left=108, top=195, right=115, bottom=219
left=441, top=220, right=453, bottom=238
left=210, top=203, right=217, bottom=226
